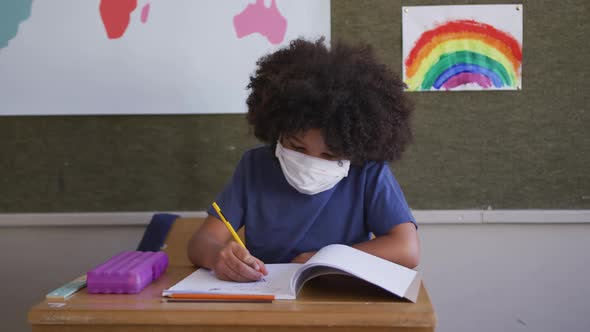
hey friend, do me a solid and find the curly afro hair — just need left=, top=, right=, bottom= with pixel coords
left=246, top=37, right=414, bottom=165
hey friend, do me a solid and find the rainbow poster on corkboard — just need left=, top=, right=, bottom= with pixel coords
left=402, top=5, right=523, bottom=92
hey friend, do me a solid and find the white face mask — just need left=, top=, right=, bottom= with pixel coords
left=275, top=141, right=351, bottom=195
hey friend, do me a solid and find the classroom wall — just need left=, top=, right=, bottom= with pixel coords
left=1, top=0, right=588, bottom=212
left=2, top=223, right=589, bottom=332
left=2, top=1, right=588, bottom=331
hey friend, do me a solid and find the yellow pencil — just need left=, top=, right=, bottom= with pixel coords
left=212, top=202, right=246, bottom=248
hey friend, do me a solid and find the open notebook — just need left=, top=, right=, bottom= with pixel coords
left=163, top=244, right=421, bottom=302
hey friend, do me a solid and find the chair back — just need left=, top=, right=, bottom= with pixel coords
left=162, top=217, right=245, bottom=267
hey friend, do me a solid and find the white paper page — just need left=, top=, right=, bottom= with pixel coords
left=297, top=244, right=418, bottom=300
left=163, top=264, right=302, bottom=300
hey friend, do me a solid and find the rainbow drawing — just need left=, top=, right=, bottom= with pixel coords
left=404, top=17, right=522, bottom=91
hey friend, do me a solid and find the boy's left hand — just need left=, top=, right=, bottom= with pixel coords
left=291, top=251, right=317, bottom=263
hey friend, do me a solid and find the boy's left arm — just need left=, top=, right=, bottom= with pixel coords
left=352, top=222, right=420, bottom=268
left=291, top=222, right=420, bottom=268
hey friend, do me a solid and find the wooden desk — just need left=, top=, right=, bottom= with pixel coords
left=28, top=266, right=436, bottom=332
left=29, top=217, right=436, bottom=331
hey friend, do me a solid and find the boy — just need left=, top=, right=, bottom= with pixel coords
left=188, top=38, right=418, bottom=282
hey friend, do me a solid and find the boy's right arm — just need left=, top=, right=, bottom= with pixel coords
left=187, top=215, right=268, bottom=282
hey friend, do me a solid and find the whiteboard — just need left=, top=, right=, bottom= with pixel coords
left=0, top=0, right=331, bottom=115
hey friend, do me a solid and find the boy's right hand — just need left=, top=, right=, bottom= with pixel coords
left=212, top=241, right=268, bottom=282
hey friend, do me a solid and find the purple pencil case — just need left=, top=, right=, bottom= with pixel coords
left=87, top=251, right=168, bottom=294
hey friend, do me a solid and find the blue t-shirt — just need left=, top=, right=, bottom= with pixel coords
left=207, top=145, right=415, bottom=264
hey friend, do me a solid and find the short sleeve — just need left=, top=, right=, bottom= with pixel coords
left=206, top=155, right=248, bottom=230
left=364, top=162, right=416, bottom=236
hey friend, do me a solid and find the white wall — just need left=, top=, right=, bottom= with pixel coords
left=419, top=224, right=590, bottom=332
left=0, top=226, right=144, bottom=332
left=1, top=222, right=589, bottom=332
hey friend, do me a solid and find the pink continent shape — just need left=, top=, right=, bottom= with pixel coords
left=141, top=3, right=150, bottom=23
left=233, top=0, right=287, bottom=45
